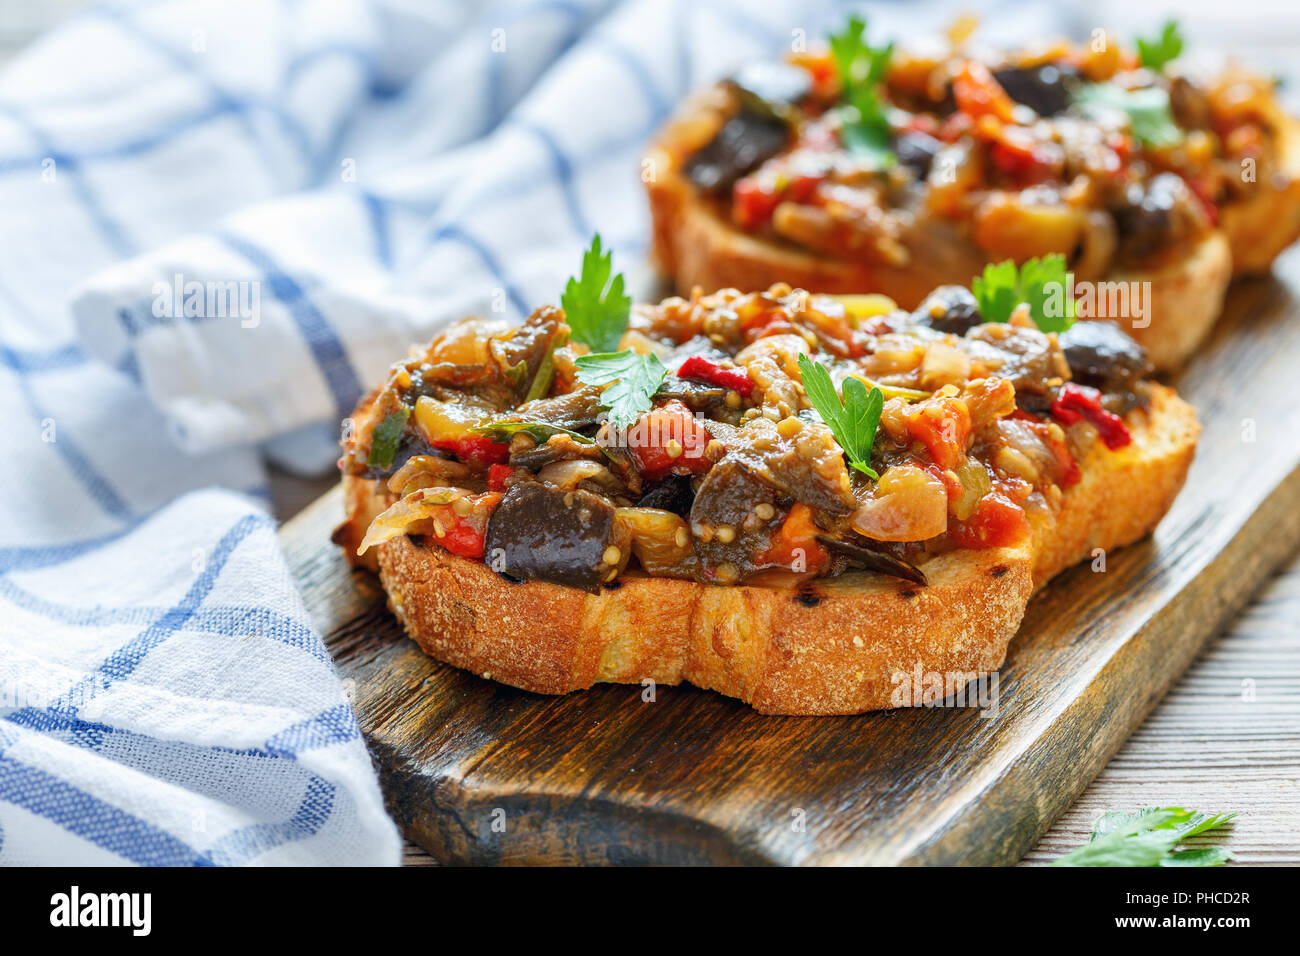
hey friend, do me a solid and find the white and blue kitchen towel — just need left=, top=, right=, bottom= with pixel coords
left=0, top=0, right=1057, bottom=864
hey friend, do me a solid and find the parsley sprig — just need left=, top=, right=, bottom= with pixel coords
left=1076, top=83, right=1183, bottom=149
left=1052, top=807, right=1236, bottom=867
left=574, top=350, right=668, bottom=432
left=1136, top=19, right=1184, bottom=72
left=797, top=354, right=883, bottom=479
left=561, top=234, right=630, bottom=353
left=971, top=254, right=1075, bottom=333
left=829, top=15, right=895, bottom=167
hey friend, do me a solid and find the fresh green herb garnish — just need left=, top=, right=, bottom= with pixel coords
left=797, top=354, right=883, bottom=479
left=1052, top=807, right=1236, bottom=867
left=574, top=350, right=669, bottom=431
left=366, top=406, right=410, bottom=470
left=561, top=234, right=631, bottom=353
left=1076, top=83, right=1183, bottom=148
left=829, top=14, right=896, bottom=167
left=829, top=14, right=893, bottom=93
left=971, top=254, right=1075, bottom=332
left=1136, top=19, right=1184, bottom=71
left=842, top=86, right=896, bottom=167
left=469, top=420, right=594, bottom=446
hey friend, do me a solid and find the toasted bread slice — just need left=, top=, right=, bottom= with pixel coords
left=337, top=386, right=1196, bottom=715
left=646, top=92, right=1238, bottom=371
left=1219, top=114, right=1300, bottom=275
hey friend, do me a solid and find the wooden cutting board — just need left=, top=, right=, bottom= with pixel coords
left=279, top=268, right=1300, bottom=865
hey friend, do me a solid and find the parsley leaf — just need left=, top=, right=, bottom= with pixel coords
left=829, top=14, right=895, bottom=167
left=842, top=85, right=896, bottom=167
left=561, top=234, right=631, bottom=353
left=797, top=353, right=882, bottom=478
left=1076, top=83, right=1183, bottom=149
left=971, top=254, right=1075, bottom=332
left=574, top=350, right=668, bottom=431
left=1052, top=807, right=1236, bottom=867
left=1136, top=19, right=1184, bottom=71
left=829, top=14, right=893, bottom=91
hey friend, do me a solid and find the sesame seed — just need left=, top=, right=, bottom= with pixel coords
left=715, top=525, right=736, bottom=544
left=754, top=503, right=775, bottom=520
left=602, top=545, right=622, bottom=566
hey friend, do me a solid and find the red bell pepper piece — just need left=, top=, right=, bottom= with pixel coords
left=676, top=355, right=754, bottom=396
left=430, top=434, right=510, bottom=467
left=1050, top=383, right=1132, bottom=450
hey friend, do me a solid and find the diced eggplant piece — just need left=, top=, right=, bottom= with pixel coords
left=1112, top=172, right=1200, bottom=260
left=653, top=377, right=729, bottom=410
left=1058, top=320, right=1152, bottom=411
left=966, top=323, right=1071, bottom=416
left=913, top=285, right=985, bottom=335
left=728, top=416, right=858, bottom=514
left=484, top=483, right=627, bottom=593
left=993, top=62, right=1077, bottom=117
left=895, top=130, right=943, bottom=178
left=636, top=474, right=696, bottom=518
left=488, top=307, right=562, bottom=394
left=816, top=535, right=928, bottom=585
left=688, top=459, right=778, bottom=579
left=515, top=387, right=604, bottom=431
left=1168, top=76, right=1211, bottom=130
left=683, top=110, right=789, bottom=195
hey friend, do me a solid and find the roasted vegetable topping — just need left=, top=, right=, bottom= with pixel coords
left=343, top=262, right=1155, bottom=588
left=680, top=16, right=1282, bottom=272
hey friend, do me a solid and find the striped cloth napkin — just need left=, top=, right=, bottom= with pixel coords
left=0, top=0, right=1054, bottom=864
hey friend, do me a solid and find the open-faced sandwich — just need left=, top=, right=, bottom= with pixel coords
left=334, top=237, right=1198, bottom=715
left=646, top=17, right=1300, bottom=370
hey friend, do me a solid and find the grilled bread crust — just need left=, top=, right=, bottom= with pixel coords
left=336, top=386, right=1197, bottom=714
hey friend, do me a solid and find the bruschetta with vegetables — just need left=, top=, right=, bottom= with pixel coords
left=645, top=17, right=1300, bottom=370
left=334, top=237, right=1198, bottom=715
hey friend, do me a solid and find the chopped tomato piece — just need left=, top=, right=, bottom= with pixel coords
left=428, top=491, right=502, bottom=559
left=627, top=400, right=714, bottom=481
left=487, top=463, right=514, bottom=491
left=953, top=61, right=1017, bottom=124
left=1050, top=383, right=1132, bottom=450
left=733, top=175, right=783, bottom=230
left=948, top=492, right=1031, bottom=549
left=1184, top=175, right=1220, bottom=226
left=739, top=309, right=801, bottom=343
left=676, top=355, right=754, bottom=396
left=759, top=503, right=831, bottom=573
left=905, top=396, right=972, bottom=471
left=990, top=127, right=1053, bottom=185
left=430, top=434, right=509, bottom=467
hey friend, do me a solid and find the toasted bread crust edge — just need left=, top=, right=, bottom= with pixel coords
left=1219, top=114, right=1300, bottom=274
left=645, top=89, right=1260, bottom=370
left=337, top=386, right=1197, bottom=714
